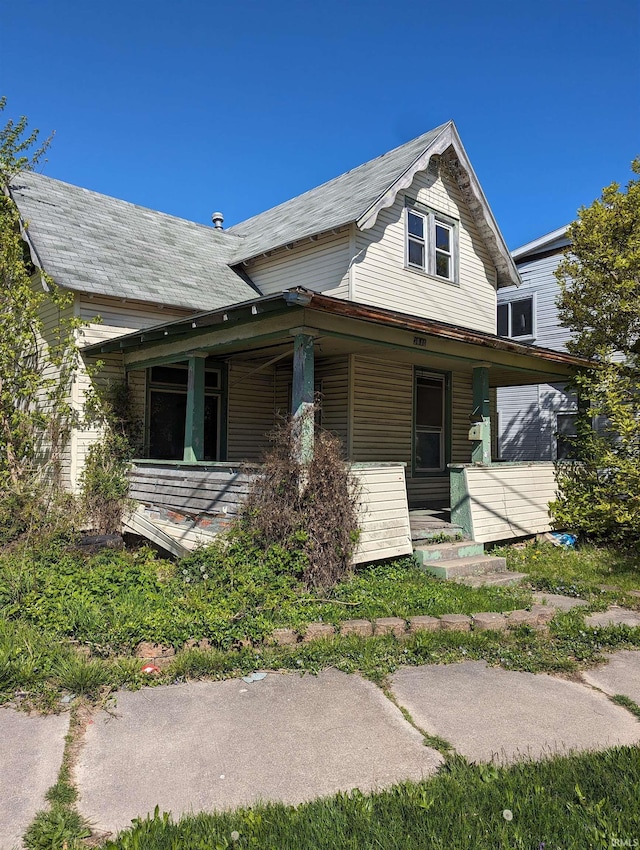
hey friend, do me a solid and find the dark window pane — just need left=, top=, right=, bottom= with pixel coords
left=556, top=413, right=577, bottom=460
left=435, top=252, right=450, bottom=279
left=205, top=370, right=220, bottom=389
left=435, top=223, right=450, bottom=251
left=511, top=298, right=533, bottom=336
left=151, top=365, right=188, bottom=386
left=408, top=239, right=425, bottom=267
left=204, top=395, right=219, bottom=461
left=415, top=431, right=441, bottom=470
left=497, top=304, right=509, bottom=337
left=407, top=211, right=424, bottom=238
left=149, top=391, right=186, bottom=459
left=416, top=376, right=443, bottom=428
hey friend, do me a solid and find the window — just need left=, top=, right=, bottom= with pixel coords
left=497, top=297, right=535, bottom=340
left=556, top=412, right=578, bottom=460
left=406, top=205, right=457, bottom=282
left=147, top=362, right=222, bottom=461
left=414, top=371, right=447, bottom=472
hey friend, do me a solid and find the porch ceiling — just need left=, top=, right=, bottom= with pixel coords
left=83, top=288, right=589, bottom=386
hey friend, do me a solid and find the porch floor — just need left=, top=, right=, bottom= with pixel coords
left=408, top=507, right=464, bottom=541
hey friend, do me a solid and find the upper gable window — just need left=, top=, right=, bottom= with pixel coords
left=405, top=204, right=458, bottom=283
left=497, top=297, right=536, bottom=340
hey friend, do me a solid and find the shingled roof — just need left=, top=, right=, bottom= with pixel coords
left=8, top=171, right=259, bottom=311
left=228, top=123, right=449, bottom=262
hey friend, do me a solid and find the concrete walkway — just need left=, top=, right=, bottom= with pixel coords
left=2, top=651, right=640, bottom=848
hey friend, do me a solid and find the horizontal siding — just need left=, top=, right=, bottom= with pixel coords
left=498, top=252, right=570, bottom=351
left=465, top=463, right=557, bottom=542
left=354, top=166, right=497, bottom=334
left=227, top=361, right=276, bottom=462
left=498, top=383, right=576, bottom=461
left=352, top=465, right=412, bottom=563
left=244, top=230, right=350, bottom=297
left=351, top=356, right=475, bottom=507
left=129, top=465, right=252, bottom=518
left=70, top=296, right=190, bottom=490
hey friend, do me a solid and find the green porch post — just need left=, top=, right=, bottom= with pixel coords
left=183, top=353, right=206, bottom=462
left=471, top=365, right=491, bottom=464
left=291, top=332, right=315, bottom=464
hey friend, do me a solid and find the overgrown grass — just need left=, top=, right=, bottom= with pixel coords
left=497, top=540, right=640, bottom=604
left=3, top=538, right=640, bottom=705
left=98, top=746, right=640, bottom=849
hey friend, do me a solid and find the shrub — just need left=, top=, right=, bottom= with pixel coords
left=239, top=414, right=360, bottom=591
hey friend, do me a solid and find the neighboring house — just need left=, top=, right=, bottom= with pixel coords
left=496, top=227, right=577, bottom=461
left=9, top=121, right=587, bottom=550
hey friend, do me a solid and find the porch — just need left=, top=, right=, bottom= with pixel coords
left=84, top=289, right=586, bottom=558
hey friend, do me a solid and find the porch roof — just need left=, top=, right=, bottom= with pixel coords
left=83, top=288, right=590, bottom=386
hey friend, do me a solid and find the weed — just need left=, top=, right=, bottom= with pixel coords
left=611, top=693, right=640, bottom=720
left=55, top=655, right=108, bottom=696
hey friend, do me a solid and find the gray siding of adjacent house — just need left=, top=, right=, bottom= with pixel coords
left=496, top=241, right=576, bottom=461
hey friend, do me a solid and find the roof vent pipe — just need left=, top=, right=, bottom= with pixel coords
left=211, top=212, right=224, bottom=230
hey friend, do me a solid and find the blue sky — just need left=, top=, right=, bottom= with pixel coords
left=2, top=0, right=638, bottom=249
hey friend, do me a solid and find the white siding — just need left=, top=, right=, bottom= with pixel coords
left=352, top=465, right=412, bottom=563
left=463, top=463, right=557, bottom=542
left=243, top=230, right=350, bottom=297
left=70, top=296, right=191, bottom=490
left=353, top=167, right=497, bottom=333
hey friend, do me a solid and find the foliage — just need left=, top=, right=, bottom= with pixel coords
left=0, top=98, right=85, bottom=541
left=239, top=414, right=361, bottom=590
left=81, top=381, right=142, bottom=533
left=498, top=540, right=640, bottom=606
left=552, top=159, right=640, bottom=545
left=98, top=747, right=640, bottom=849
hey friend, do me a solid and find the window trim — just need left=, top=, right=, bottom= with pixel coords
left=497, top=294, right=537, bottom=341
left=412, top=368, right=451, bottom=476
left=555, top=409, right=579, bottom=461
left=405, top=202, right=459, bottom=284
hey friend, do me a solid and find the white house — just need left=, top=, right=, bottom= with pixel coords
left=9, top=122, right=587, bottom=554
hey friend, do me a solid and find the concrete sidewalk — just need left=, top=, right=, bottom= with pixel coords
left=2, top=652, right=640, bottom=848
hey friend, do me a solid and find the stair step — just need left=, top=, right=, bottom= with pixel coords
left=410, top=524, right=465, bottom=542
left=413, top=540, right=485, bottom=564
left=454, top=571, right=528, bottom=588
left=420, top=555, right=508, bottom=580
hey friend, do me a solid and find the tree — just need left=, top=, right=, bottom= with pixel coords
left=0, top=98, right=83, bottom=538
left=550, top=159, right=640, bottom=545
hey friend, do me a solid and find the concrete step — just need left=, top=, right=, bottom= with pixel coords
left=454, top=571, right=528, bottom=588
left=410, top=523, right=466, bottom=542
left=420, top=555, right=508, bottom=580
left=413, top=540, right=485, bottom=565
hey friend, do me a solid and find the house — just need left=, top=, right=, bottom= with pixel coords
left=496, top=226, right=578, bottom=461
left=9, top=121, right=588, bottom=555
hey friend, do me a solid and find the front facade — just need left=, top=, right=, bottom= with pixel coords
left=9, top=122, right=586, bottom=549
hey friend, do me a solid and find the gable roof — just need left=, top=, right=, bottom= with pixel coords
left=512, top=225, right=570, bottom=262
left=8, top=171, right=259, bottom=311
left=227, top=123, right=448, bottom=261
left=228, top=121, right=520, bottom=288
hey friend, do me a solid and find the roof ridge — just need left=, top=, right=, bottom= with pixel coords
left=10, top=170, right=241, bottom=240
left=227, top=122, right=451, bottom=235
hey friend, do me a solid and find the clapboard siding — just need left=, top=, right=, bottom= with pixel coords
left=351, top=356, right=475, bottom=506
left=67, top=295, right=190, bottom=490
left=227, top=361, right=276, bottom=461
left=496, top=245, right=575, bottom=461
left=354, top=167, right=497, bottom=334
left=128, top=462, right=411, bottom=563
left=464, top=463, right=557, bottom=542
left=243, top=229, right=350, bottom=297
left=129, top=465, right=252, bottom=518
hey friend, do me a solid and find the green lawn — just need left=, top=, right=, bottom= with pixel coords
left=499, top=541, right=640, bottom=603
left=95, top=746, right=640, bottom=849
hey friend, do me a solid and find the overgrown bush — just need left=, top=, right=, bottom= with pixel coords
left=239, top=414, right=360, bottom=591
left=81, top=381, right=142, bottom=534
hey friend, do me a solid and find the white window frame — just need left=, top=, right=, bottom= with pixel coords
left=414, top=370, right=447, bottom=473
left=497, top=295, right=537, bottom=341
left=405, top=204, right=458, bottom=284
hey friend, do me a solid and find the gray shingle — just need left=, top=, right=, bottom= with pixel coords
left=9, top=172, right=259, bottom=311
left=227, top=123, right=450, bottom=262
